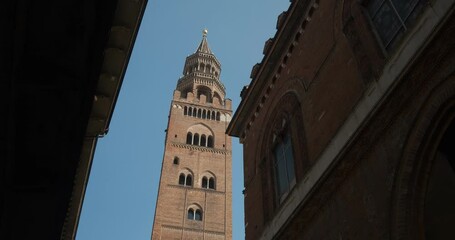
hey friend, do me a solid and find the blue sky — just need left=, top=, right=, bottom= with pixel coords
left=76, top=1, right=290, bottom=239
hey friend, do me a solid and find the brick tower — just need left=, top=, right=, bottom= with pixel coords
left=152, top=30, right=232, bottom=240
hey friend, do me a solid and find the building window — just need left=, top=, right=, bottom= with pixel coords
left=173, top=157, right=179, bottom=165
left=186, top=132, right=193, bottom=144
left=207, top=136, right=214, bottom=148
left=366, top=0, right=426, bottom=50
left=209, top=178, right=215, bottom=190
left=178, top=173, right=192, bottom=187
left=202, top=176, right=216, bottom=190
left=187, top=208, right=203, bottom=221
left=273, top=132, right=296, bottom=203
left=179, top=174, right=185, bottom=185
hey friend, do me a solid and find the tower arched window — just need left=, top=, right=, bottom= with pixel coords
left=197, top=109, right=202, bottom=118
left=193, top=108, right=197, bottom=117
left=201, top=134, right=207, bottom=147
left=195, top=209, right=202, bottom=221
left=186, top=132, right=193, bottom=144
left=212, top=111, right=215, bottom=120
left=207, top=135, right=214, bottom=148
left=179, top=174, right=185, bottom=185
left=188, top=209, right=194, bottom=220
left=193, top=133, right=200, bottom=146
left=202, top=177, right=208, bottom=188
left=178, top=173, right=193, bottom=187
left=216, top=112, right=221, bottom=121
left=202, top=110, right=206, bottom=119
left=186, top=175, right=192, bottom=186
left=187, top=208, right=202, bottom=221
left=207, top=110, right=211, bottom=120
left=200, top=63, right=205, bottom=72
left=209, top=177, right=215, bottom=190
left=184, top=106, right=187, bottom=116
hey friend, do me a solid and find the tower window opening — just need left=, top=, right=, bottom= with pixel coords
left=188, top=209, right=194, bottom=220
left=195, top=209, right=202, bottom=220
left=209, top=177, right=215, bottom=190
left=208, top=136, right=214, bottom=148
left=193, top=108, right=197, bottom=117
left=202, top=177, right=208, bottom=188
left=187, top=208, right=202, bottom=221
left=216, top=112, right=221, bottom=121
left=188, top=107, right=192, bottom=116
left=194, top=133, right=200, bottom=146
left=212, top=111, right=215, bottom=120
left=198, top=109, right=202, bottom=118
left=173, top=157, right=179, bottom=165
left=207, top=110, right=211, bottom=120
left=202, top=110, right=207, bottom=119
left=201, top=134, right=207, bottom=147
left=186, top=132, right=193, bottom=144
left=186, top=175, right=192, bottom=186
left=179, top=174, right=185, bottom=185
left=184, top=106, right=187, bottom=115
left=178, top=173, right=193, bottom=187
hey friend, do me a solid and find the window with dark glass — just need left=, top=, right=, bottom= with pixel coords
left=179, top=174, right=185, bottom=185
left=195, top=210, right=202, bottom=221
left=187, top=208, right=202, bottom=221
left=273, top=132, right=296, bottom=202
left=366, top=0, right=426, bottom=50
left=185, top=175, right=192, bottom=186
left=202, top=177, right=208, bottom=188
left=187, top=209, right=194, bottom=220
left=179, top=173, right=192, bottom=187
left=207, top=136, right=214, bottom=148
left=186, top=132, right=193, bottom=144
left=208, top=178, right=215, bottom=190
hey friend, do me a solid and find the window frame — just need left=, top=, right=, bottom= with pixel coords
left=364, top=0, right=427, bottom=52
left=271, top=127, right=296, bottom=204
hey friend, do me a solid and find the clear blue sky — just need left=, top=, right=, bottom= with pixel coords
left=76, top=1, right=290, bottom=239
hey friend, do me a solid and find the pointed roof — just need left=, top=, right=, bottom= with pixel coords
left=196, top=29, right=213, bottom=54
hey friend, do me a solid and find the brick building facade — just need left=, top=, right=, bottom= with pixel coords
left=152, top=31, right=233, bottom=240
left=228, top=0, right=455, bottom=239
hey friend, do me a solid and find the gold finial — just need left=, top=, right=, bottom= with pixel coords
left=203, top=28, right=208, bottom=37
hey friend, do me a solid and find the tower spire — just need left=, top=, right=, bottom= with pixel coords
left=196, top=28, right=212, bottom=54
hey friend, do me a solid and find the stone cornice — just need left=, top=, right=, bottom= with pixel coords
left=162, top=224, right=225, bottom=236
left=167, top=184, right=227, bottom=195
left=170, top=142, right=231, bottom=155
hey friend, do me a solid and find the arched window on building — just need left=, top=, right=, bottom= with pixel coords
left=202, top=110, right=206, bottom=119
left=184, top=106, right=187, bottom=116
left=187, top=208, right=203, bottom=221
left=193, top=108, right=197, bottom=117
left=179, top=173, right=192, bottom=187
left=173, top=157, right=179, bottom=165
left=188, top=209, right=194, bottom=220
left=209, top=177, right=215, bottom=190
left=197, top=109, right=202, bottom=118
left=186, top=132, right=193, bottom=144
left=195, top=209, right=202, bottom=221
left=179, top=174, right=185, bottom=185
left=202, top=177, right=208, bottom=189
left=212, top=111, right=216, bottom=120
left=185, top=175, right=192, bottom=186
left=207, top=110, right=211, bottom=120
left=216, top=112, right=221, bottom=121
left=207, top=135, right=214, bottom=148
left=193, top=133, right=200, bottom=146
left=200, top=134, right=207, bottom=147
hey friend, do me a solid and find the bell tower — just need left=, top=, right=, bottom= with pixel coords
left=152, top=30, right=232, bottom=240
